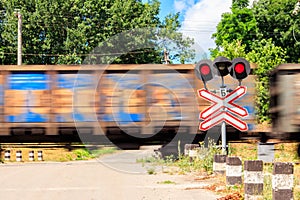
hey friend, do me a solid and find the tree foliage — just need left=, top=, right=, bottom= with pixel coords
left=212, top=0, right=299, bottom=63
left=210, top=0, right=292, bottom=123
left=247, top=39, right=286, bottom=123
left=211, top=0, right=258, bottom=54
left=210, top=40, right=247, bottom=60
left=252, top=0, right=298, bottom=63
left=0, top=0, right=194, bottom=64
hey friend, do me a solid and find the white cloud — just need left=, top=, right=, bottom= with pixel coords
left=180, top=0, right=232, bottom=58
left=174, top=0, right=198, bottom=13
left=174, top=0, right=187, bottom=12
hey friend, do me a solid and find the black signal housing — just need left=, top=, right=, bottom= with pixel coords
left=213, top=56, right=232, bottom=77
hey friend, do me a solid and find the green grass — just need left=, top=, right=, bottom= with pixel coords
left=90, top=147, right=117, bottom=157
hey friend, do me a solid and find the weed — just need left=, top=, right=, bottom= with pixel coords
left=147, top=167, right=156, bottom=175
left=163, top=155, right=176, bottom=165
left=171, top=138, right=221, bottom=174
left=73, top=149, right=91, bottom=160
left=263, top=174, right=272, bottom=200
left=157, top=180, right=176, bottom=184
left=136, top=156, right=162, bottom=164
left=197, top=139, right=222, bottom=173
left=295, top=188, right=300, bottom=200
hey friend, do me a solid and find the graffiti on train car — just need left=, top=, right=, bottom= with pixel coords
left=55, top=73, right=96, bottom=122
left=147, top=73, right=193, bottom=121
left=99, top=72, right=195, bottom=125
left=100, top=73, right=144, bottom=124
left=5, top=73, right=50, bottom=122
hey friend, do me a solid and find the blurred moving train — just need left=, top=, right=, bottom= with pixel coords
left=0, top=63, right=296, bottom=145
left=269, top=64, right=300, bottom=141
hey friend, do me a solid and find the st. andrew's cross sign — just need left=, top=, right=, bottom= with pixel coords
left=198, top=86, right=249, bottom=131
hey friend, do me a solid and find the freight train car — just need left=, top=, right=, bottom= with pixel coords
left=269, top=64, right=300, bottom=140
left=0, top=64, right=256, bottom=146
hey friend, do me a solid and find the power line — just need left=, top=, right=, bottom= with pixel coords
left=0, top=50, right=155, bottom=57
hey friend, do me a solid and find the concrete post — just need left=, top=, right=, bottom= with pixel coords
left=213, top=154, right=227, bottom=175
left=4, top=150, right=11, bottom=161
left=38, top=151, right=43, bottom=161
left=226, top=156, right=242, bottom=185
left=272, top=162, right=294, bottom=200
left=244, top=160, right=263, bottom=200
left=16, top=150, right=22, bottom=162
left=29, top=150, right=34, bottom=161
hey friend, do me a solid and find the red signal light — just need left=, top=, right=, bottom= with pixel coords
left=200, top=65, right=210, bottom=75
left=195, top=60, right=215, bottom=83
left=230, top=58, right=250, bottom=80
left=234, top=63, right=245, bottom=74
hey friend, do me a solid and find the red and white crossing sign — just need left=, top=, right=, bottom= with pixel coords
left=198, top=86, right=249, bottom=131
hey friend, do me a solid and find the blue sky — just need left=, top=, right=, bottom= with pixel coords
left=143, top=0, right=255, bottom=62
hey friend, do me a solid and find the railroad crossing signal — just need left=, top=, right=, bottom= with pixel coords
left=198, top=86, right=249, bottom=132
left=195, top=57, right=251, bottom=154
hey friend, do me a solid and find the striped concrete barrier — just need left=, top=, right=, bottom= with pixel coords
left=244, top=160, right=263, bottom=200
left=16, top=150, right=22, bottom=162
left=38, top=150, right=43, bottom=161
left=29, top=150, right=34, bottom=161
left=4, top=150, right=11, bottom=161
left=213, top=154, right=227, bottom=175
left=226, top=156, right=242, bottom=185
left=272, top=162, right=294, bottom=200
left=184, top=144, right=199, bottom=161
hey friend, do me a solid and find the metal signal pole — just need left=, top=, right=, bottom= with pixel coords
left=220, top=77, right=227, bottom=155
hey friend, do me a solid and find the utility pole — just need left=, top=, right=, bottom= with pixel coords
left=16, top=10, right=22, bottom=65
left=162, top=48, right=170, bottom=64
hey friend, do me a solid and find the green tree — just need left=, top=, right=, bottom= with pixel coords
left=211, top=39, right=286, bottom=123
left=232, top=0, right=249, bottom=9
left=0, top=0, right=194, bottom=64
left=210, top=0, right=290, bottom=123
left=247, top=39, right=286, bottom=123
left=210, top=39, right=247, bottom=60
left=252, top=0, right=298, bottom=63
left=211, top=0, right=258, bottom=54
